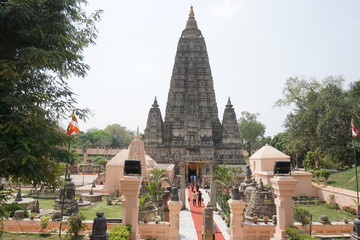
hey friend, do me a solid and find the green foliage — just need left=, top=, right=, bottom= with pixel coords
left=304, top=151, right=321, bottom=170
left=138, top=194, right=155, bottom=221
left=214, top=164, right=243, bottom=192
left=108, top=224, right=131, bottom=240
left=39, top=215, right=51, bottom=233
left=238, top=111, right=266, bottom=155
left=293, top=206, right=311, bottom=226
left=276, top=76, right=358, bottom=169
left=342, top=206, right=357, bottom=215
left=270, top=132, right=288, bottom=153
left=105, top=124, right=134, bottom=148
left=285, top=226, right=317, bottom=240
left=65, top=212, right=87, bottom=237
left=319, top=169, right=331, bottom=183
left=4, top=202, right=29, bottom=218
left=0, top=0, right=102, bottom=186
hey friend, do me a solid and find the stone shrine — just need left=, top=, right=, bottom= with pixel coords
left=245, top=179, right=276, bottom=220
left=54, top=177, right=78, bottom=216
left=144, top=7, right=243, bottom=182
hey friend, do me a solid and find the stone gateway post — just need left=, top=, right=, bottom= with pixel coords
left=270, top=176, right=298, bottom=240
left=120, top=176, right=142, bottom=240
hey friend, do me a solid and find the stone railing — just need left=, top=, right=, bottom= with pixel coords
left=138, top=222, right=170, bottom=240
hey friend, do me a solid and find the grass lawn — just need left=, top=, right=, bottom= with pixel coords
left=80, top=199, right=123, bottom=220
left=327, top=166, right=360, bottom=191
left=0, top=232, right=84, bottom=240
left=38, top=198, right=56, bottom=210
left=297, top=203, right=354, bottom=222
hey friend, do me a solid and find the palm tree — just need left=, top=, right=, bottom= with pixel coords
left=138, top=194, right=155, bottom=221
left=214, top=164, right=243, bottom=194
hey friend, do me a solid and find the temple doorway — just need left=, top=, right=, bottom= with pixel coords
left=187, top=163, right=203, bottom=183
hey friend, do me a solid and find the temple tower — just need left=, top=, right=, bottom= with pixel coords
left=145, top=7, right=243, bottom=178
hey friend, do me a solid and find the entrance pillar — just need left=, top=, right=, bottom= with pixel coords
left=179, top=162, right=186, bottom=210
left=209, top=163, right=217, bottom=207
left=270, top=176, right=297, bottom=240
left=203, top=204, right=214, bottom=240
left=228, top=199, right=245, bottom=240
left=119, top=176, right=142, bottom=240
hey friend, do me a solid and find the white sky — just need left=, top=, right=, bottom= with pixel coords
left=65, top=0, right=360, bottom=137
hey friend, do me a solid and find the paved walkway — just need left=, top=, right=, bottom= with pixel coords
left=180, top=187, right=230, bottom=240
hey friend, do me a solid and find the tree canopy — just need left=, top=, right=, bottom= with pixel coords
left=238, top=111, right=266, bottom=155
left=0, top=0, right=101, bottom=186
left=276, top=76, right=359, bottom=169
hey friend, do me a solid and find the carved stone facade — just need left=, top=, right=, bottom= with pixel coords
left=145, top=7, right=243, bottom=168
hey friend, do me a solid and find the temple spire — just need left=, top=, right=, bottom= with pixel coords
left=189, top=6, right=194, bottom=17
left=226, top=97, right=233, bottom=108
left=152, top=96, right=159, bottom=108
left=134, top=126, right=141, bottom=140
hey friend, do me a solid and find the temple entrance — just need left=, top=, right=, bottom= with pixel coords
left=187, top=163, right=203, bottom=183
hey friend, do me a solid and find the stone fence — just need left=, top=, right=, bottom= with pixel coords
left=241, top=222, right=353, bottom=240
left=138, top=222, right=170, bottom=240
left=313, top=183, right=358, bottom=208
left=2, top=219, right=119, bottom=234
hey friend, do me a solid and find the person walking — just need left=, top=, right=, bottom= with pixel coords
left=197, top=191, right=203, bottom=207
left=192, top=191, right=197, bottom=206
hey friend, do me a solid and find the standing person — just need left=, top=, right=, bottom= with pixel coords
left=196, top=183, right=199, bottom=192
left=192, top=191, right=197, bottom=206
left=197, top=191, right=203, bottom=207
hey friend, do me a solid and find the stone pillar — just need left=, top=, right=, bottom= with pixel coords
left=201, top=167, right=206, bottom=188
left=163, top=188, right=171, bottom=222
left=203, top=205, right=214, bottom=240
left=120, top=176, right=142, bottom=240
left=180, top=162, right=186, bottom=210
left=228, top=199, right=245, bottom=240
left=168, top=200, right=182, bottom=240
left=270, top=176, right=298, bottom=240
left=209, top=163, right=217, bottom=207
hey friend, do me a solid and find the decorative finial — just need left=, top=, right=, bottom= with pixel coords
left=134, top=126, right=141, bottom=140
left=226, top=97, right=233, bottom=108
left=152, top=97, right=159, bottom=108
left=189, top=5, right=194, bottom=17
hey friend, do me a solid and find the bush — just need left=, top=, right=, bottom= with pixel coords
left=40, top=215, right=51, bottom=233
left=65, top=212, right=87, bottom=237
left=4, top=202, right=29, bottom=218
left=294, top=206, right=311, bottom=226
left=108, top=224, right=131, bottom=240
left=319, top=169, right=331, bottom=183
left=285, top=226, right=317, bottom=240
left=343, top=206, right=357, bottom=215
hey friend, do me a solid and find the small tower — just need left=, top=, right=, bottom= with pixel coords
left=144, top=97, right=163, bottom=146
left=221, top=97, right=241, bottom=147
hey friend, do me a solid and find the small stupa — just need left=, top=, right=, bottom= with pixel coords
left=54, top=175, right=78, bottom=216
left=245, top=179, right=276, bottom=220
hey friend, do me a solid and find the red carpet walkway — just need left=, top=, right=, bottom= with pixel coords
left=187, top=187, right=225, bottom=240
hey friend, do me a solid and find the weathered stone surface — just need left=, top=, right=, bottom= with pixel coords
left=13, top=210, right=25, bottom=220
left=90, top=211, right=108, bottom=240
left=144, top=7, right=243, bottom=167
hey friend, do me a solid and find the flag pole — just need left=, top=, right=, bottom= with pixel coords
left=353, top=137, right=360, bottom=219
left=59, top=140, right=71, bottom=238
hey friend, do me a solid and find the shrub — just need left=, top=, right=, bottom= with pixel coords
left=4, top=202, right=29, bottom=218
left=319, top=169, right=331, bottom=183
left=342, top=206, right=357, bottom=215
left=285, top=226, right=317, bottom=240
left=39, top=215, right=51, bottom=233
left=108, top=224, right=131, bottom=240
left=65, top=212, right=87, bottom=237
left=294, top=206, right=311, bottom=226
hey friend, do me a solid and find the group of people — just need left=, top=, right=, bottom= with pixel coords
left=190, top=175, right=203, bottom=207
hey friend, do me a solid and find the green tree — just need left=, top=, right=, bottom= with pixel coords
left=105, top=124, right=133, bottom=148
left=276, top=76, right=356, bottom=169
left=238, top=111, right=266, bottom=155
left=214, top=164, right=243, bottom=194
left=0, top=0, right=101, bottom=186
left=294, top=206, right=311, bottom=233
